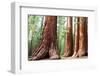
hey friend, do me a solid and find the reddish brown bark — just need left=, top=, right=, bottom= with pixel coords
left=77, top=17, right=88, bottom=57
left=64, top=17, right=73, bottom=57
left=32, top=16, right=60, bottom=60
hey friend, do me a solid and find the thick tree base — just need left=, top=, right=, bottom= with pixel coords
left=72, top=50, right=88, bottom=58
left=63, top=51, right=73, bottom=57
left=32, top=44, right=60, bottom=60
left=32, top=51, right=60, bottom=60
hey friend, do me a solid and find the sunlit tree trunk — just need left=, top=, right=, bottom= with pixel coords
left=64, top=17, right=73, bottom=57
left=72, top=17, right=79, bottom=57
left=32, top=16, right=60, bottom=60
left=77, top=17, right=88, bottom=57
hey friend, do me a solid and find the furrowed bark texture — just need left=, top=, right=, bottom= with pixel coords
left=32, top=16, right=60, bottom=60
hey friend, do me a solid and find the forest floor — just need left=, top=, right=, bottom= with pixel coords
left=28, top=56, right=88, bottom=61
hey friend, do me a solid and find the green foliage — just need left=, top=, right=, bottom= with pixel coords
left=28, top=15, right=44, bottom=56
left=57, top=16, right=66, bottom=56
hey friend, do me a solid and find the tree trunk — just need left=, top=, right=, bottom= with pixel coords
left=32, top=16, right=60, bottom=60
left=64, top=17, right=73, bottom=57
left=77, top=17, right=88, bottom=57
left=72, top=17, right=79, bottom=57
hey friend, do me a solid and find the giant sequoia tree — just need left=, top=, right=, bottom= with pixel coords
left=77, top=17, right=88, bottom=57
left=72, top=17, right=88, bottom=57
left=72, top=17, right=79, bottom=57
left=32, top=16, right=60, bottom=60
left=64, top=17, right=73, bottom=57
